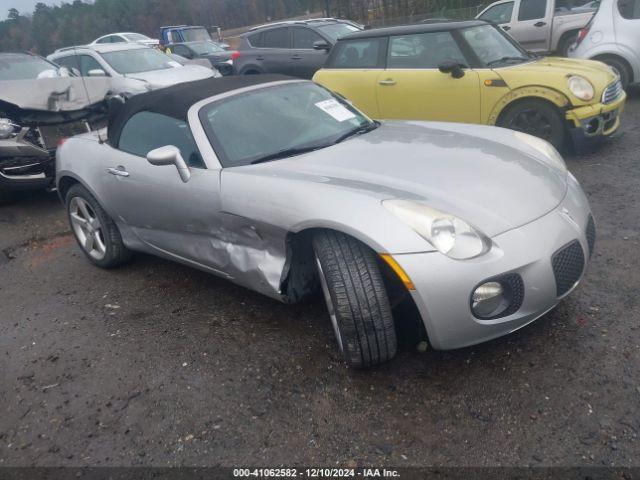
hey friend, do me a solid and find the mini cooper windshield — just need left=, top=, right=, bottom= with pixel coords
left=200, top=83, right=377, bottom=167
left=461, top=25, right=531, bottom=67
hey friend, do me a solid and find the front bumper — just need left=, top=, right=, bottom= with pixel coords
left=0, top=137, right=54, bottom=192
left=391, top=174, right=593, bottom=350
left=565, top=93, right=626, bottom=147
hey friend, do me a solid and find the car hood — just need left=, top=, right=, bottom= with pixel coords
left=125, top=65, right=214, bottom=88
left=0, top=77, right=112, bottom=112
left=245, top=121, right=568, bottom=238
left=497, top=56, right=618, bottom=103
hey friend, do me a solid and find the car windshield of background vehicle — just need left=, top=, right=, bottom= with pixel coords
left=461, top=25, right=529, bottom=67
left=200, top=83, right=375, bottom=167
left=100, top=48, right=175, bottom=74
left=0, top=54, right=61, bottom=80
left=317, top=23, right=361, bottom=41
left=190, top=42, right=225, bottom=55
left=618, top=0, right=640, bottom=18
left=182, top=28, right=212, bottom=42
left=123, top=33, right=150, bottom=41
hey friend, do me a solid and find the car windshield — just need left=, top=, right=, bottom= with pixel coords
left=190, top=41, right=225, bottom=55
left=0, top=54, right=61, bottom=81
left=460, top=25, right=530, bottom=67
left=100, top=48, right=175, bottom=74
left=317, top=23, right=361, bottom=41
left=200, top=83, right=377, bottom=167
left=182, top=28, right=212, bottom=42
left=123, top=33, right=150, bottom=41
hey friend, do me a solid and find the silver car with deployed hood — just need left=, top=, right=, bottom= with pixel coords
left=0, top=52, right=111, bottom=202
left=48, top=44, right=217, bottom=96
left=56, top=76, right=596, bottom=368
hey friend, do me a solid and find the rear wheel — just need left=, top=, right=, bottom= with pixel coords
left=313, top=230, right=397, bottom=368
left=66, top=184, right=132, bottom=269
left=499, top=99, right=566, bottom=150
left=557, top=31, right=579, bottom=57
left=597, top=56, right=631, bottom=90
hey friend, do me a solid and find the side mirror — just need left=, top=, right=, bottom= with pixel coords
left=147, top=145, right=191, bottom=183
left=87, top=69, right=107, bottom=77
left=313, top=40, right=332, bottom=51
left=438, top=60, right=465, bottom=79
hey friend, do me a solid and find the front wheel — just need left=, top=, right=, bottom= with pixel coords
left=66, top=184, right=132, bottom=269
left=499, top=99, right=566, bottom=151
left=313, top=230, right=397, bottom=368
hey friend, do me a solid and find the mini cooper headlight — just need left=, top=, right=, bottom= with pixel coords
left=567, top=75, right=594, bottom=101
left=383, top=200, right=490, bottom=260
left=514, top=131, right=566, bottom=171
left=0, top=118, right=17, bottom=139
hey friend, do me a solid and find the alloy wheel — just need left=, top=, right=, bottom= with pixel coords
left=69, top=196, right=107, bottom=261
left=508, top=109, right=553, bottom=141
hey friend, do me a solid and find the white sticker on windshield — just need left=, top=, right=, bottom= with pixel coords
left=315, top=99, right=356, bottom=122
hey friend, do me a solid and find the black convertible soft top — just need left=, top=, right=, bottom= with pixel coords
left=107, top=74, right=295, bottom=147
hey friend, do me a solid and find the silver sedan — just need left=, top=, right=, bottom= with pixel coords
left=56, top=76, right=595, bottom=368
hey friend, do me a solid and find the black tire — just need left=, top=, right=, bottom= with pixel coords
left=65, top=184, right=132, bottom=269
left=597, top=56, right=632, bottom=90
left=313, top=230, right=397, bottom=368
left=557, top=31, right=578, bottom=57
left=499, top=98, right=566, bottom=150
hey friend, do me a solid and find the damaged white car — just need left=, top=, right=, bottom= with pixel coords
left=0, top=52, right=111, bottom=202
left=57, top=76, right=595, bottom=368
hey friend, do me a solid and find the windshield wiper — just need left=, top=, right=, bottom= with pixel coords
left=250, top=145, right=326, bottom=165
left=487, top=56, right=529, bottom=67
left=333, top=121, right=380, bottom=145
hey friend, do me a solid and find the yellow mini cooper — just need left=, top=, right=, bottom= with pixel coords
left=313, top=20, right=626, bottom=150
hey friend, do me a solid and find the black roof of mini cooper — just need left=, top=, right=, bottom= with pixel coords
left=339, top=19, right=487, bottom=40
left=107, top=74, right=295, bottom=146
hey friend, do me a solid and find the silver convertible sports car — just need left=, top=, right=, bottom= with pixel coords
left=57, top=75, right=596, bottom=368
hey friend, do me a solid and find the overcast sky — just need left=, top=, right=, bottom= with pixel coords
left=1, top=0, right=63, bottom=18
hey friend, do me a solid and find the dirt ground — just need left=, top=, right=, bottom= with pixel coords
left=1, top=89, right=639, bottom=468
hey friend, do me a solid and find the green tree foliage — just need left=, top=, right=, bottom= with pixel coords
left=0, top=0, right=483, bottom=55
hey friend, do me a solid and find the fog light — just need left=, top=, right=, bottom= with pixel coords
left=472, top=282, right=507, bottom=318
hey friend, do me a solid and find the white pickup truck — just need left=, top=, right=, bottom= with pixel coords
left=477, top=0, right=597, bottom=55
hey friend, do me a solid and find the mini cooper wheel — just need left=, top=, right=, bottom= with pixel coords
left=313, top=230, right=397, bottom=368
left=500, top=99, right=566, bottom=151
left=66, top=184, right=131, bottom=268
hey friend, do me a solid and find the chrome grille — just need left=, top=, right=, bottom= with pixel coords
left=602, top=79, right=623, bottom=104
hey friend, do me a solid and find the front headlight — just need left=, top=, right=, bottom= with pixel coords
left=383, top=200, right=490, bottom=260
left=567, top=75, right=594, bottom=101
left=514, top=131, right=566, bottom=171
left=0, top=118, right=18, bottom=139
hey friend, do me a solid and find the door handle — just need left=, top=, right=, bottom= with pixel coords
left=107, top=166, right=129, bottom=178
left=379, top=79, right=396, bottom=86
left=291, top=55, right=302, bottom=60
left=534, top=21, right=547, bottom=27
left=256, top=56, right=264, bottom=61
left=502, top=25, right=511, bottom=31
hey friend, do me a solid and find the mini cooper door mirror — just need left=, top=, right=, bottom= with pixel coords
left=438, top=60, right=465, bottom=79
left=313, top=40, right=332, bottom=51
left=147, top=145, right=191, bottom=183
